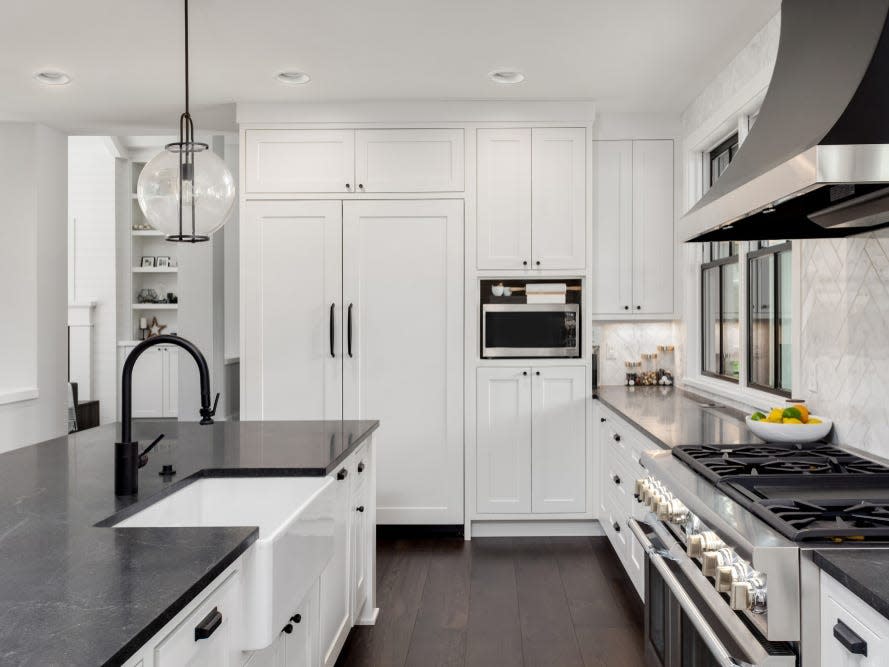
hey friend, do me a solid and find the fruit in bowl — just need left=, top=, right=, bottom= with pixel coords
left=746, top=404, right=832, bottom=443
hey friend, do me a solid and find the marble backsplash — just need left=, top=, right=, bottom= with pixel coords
left=800, top=229, right=889, bottom=457
left=592, top=321, right=680, bottom=386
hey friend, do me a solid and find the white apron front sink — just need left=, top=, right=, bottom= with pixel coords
left=114, top=476, right=336, bottom=650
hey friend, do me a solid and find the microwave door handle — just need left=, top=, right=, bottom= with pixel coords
left=627, top=519, right=743, bottom=667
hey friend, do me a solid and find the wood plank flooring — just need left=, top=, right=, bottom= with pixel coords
left=336, top=536, right=645, bottom=667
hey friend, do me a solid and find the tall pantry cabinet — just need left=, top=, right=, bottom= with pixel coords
left=242, top=193, right=464, bottom=525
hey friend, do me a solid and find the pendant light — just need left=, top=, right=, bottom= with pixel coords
left=137, top=0, right=235, bottom=242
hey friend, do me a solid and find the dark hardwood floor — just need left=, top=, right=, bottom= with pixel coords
left=336, top=536, right=645, bottom=667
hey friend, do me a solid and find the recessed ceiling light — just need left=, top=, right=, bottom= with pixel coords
left=489, top=70, right=525, bottom=84
left=276, top=71, right=311, bottom=85
left=34, top=70, right=72, bottom=86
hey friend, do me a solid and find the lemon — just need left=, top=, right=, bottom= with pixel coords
left=766, top=408, right=784, bottom=423
left=783, top=417, right=803, bottom=424
left=808, top=418, right=822, bottom=425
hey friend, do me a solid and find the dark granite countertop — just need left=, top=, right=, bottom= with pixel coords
left=0, top=419, right=378, bottom=666
left=593, top=385, right=764, bottom=449
left=814, top=550, right=889, bottom=622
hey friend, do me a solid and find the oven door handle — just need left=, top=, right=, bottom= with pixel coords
left=628, top=519, right=744, bottom=667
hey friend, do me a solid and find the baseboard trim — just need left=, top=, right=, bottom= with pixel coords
left=356, top=607, right=380, bottom=626
left=377, top=524, right=464, bottom=539
left=470, top=519, right=603, bottom=538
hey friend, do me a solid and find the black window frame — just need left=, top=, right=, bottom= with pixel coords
left=700, top=252, right=740, bottom=384
left=707, top=132, right=739, bottom=189
left=746, top=241, right=793, bottom=397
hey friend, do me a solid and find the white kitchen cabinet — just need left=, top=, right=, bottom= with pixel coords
left=531, top=128, right=587, bottom=270
left=342, top=199, right=464, bottom=525
left=531, top=366, right=586, bottom=513
left=318, top=461, right=351, bottom=667
left=591, top=141, right=633, bottom=315
left=120, top=345, right=178, bottom=419
left=821, top=571, right=889, bottom=666
left=241, top=201, right=343, bottom=421
left=476, top=367, right=533, bottom=514
left=355, top=129, right=464, bottom=192
left=476, top=127, right=586, bottom=271
left=245, top=130, right=355, bottom=194
left=476, top=128, right=532, bottom=270
left=350, top=474, right=370, bottom=622
left=476, top=366, right=586, bottom=516
left=591, top=139, right=674, bottom=317
left=632, top=140, right=674, bottom=315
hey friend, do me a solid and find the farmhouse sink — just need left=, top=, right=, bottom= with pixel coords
left=114, top=476, right=337, bottom=649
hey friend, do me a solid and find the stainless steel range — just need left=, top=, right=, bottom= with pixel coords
left=632, top=442, right=889, bottom=667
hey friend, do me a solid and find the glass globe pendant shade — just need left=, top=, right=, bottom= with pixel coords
left=137, top=144, right=235, bottom=241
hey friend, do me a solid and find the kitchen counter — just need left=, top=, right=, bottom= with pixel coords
left=814, top=549, right=889, bottom=622
left=0, top=419, right=378, bottom=667
left=594, top=385, right=764, bottom=449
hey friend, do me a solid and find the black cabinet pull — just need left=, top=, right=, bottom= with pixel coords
left=522, top=371, right=528, bottom=376
left=624, top=305, right=629, bottom=310
left=358, top=184, right=364, bottom=191
left=194, top=607, right=223, bottom=641
left=283, top=623, right=294, bottom=634
left=357, top=461, right=365, bottom=473
left=337, top=468, right=348, bottom=481
left=356, top=505, right=365, bottom=512
left=345, top=183, right=351, bottom=191
left=636, top=305, right=641, bottom=310
left=347, top=303, right=354, bottom=357
left=600, top=417, right=606, bottom=423
left=329, top=303, right=336, bottom=358
left=535, top=371, right=541, bottom=376
left=522, top=260, right=528, bottom=266
left=833, top=619, right=867, bottom=656
left=613, top=434, right=621, bottom=442
left=612, top=474, right=621, bottom=485
left=291, top=614, right=302, bottom=623
left=535, top=260, right=541, bottom=266
left=613, top=522, right=621, bottom=533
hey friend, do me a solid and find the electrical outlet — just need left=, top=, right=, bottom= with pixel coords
left=606, top=344, right=617, bottom=361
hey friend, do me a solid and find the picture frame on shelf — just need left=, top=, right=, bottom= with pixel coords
left=156, top=256, right=171, bottom=268
left=140, top=256, right=155, bottom=268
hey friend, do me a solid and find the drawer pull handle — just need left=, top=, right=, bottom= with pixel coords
left=283, top=623, right=294, bottom=634
left=613, top=434, right=621, bottom=442
left=833, top=619, right=867, bottom=656
left=194, top=607, right=223, bottom=641
left=358, top=461, right=365, bottom=473
left=291, top=613, right=302, bottom=623
left=613, top=522, right=621, bottom=533
left=337, top=468, right=348, bottom=481
left=600, top=417, right=606, bottom=423
left=612, top=474, right=621, bottom=485
left=356, top=505, right=365, bottom=512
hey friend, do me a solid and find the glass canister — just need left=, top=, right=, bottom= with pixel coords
left=640, top=353, right=658, bottom=386
left=625, top=361, right=641, bottom=386
left=657, top=345, right=675, bottom=386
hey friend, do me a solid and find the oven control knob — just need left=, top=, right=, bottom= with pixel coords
left=716, top=562, right=755, bottom=593
left=701, top=547, right=738, bottom=577
left=731, top=578, right=768, bottom=614
left=634, top=478, right=649, bottom=500
left=656, top=498, right=688, bottom=523
left=687, top=531, right=725, bottom=558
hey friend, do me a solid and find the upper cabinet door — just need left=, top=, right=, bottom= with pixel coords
left=531, top=128, right=586, bottom=270
left=354, top=129, right=464, bottom=192
left=476, top=128, right=532, bottom=270
left=591, top=141, right=634, bottom=315
left=632, top=140, right=674, bottom=315
left=241, top=200, right=343, bottom=421
left=245, top=130, right=355, bottom=193
left=530, top=366, right=586, bottom=514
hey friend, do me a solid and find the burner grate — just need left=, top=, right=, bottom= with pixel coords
left=758, top=499, right=889, bottom=540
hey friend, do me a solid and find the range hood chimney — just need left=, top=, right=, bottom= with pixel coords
left=680, top=0, right=889, bottom=242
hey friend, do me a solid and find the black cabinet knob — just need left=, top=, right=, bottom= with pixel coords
left=291, top=614, right=302, bottom=624
left=337, top=468, right=348, bottom=481
left=600, top=417, right=606, bottom=423
left=636, top=305, right=641, bottom=310
left=283, top=623, right=294, bottom=634
left=522, top=371, right=528, bottom=376
left=535, top=260, right=541, bottom=266
left=345, top=183, right=351, bottom=191
left=624, top=305, right=629, bottom=310
left=522, top=260, right=528, bottom=266
left=535, top=371, right=541, bottom=376
left=356, top=505, right=365, bottom=512
left=612, top=474, right=621, bottom=485
left=358, top=461, right=365, bottom=473
left=613, top=522, right=621, bottom=533
left=613, top=434, right=621, bottom=442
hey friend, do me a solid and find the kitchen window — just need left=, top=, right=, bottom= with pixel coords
left=701, top=246, right=740, bottom=382
left=748, top=241, right=792, bottom=395
left=707, top=132, right=739, bottom=189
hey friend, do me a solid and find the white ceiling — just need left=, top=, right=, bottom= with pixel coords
left=0, top=0, right=779, bottom=133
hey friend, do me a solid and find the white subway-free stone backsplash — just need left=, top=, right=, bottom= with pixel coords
left=800, top=229, right=889, bottom=457
left=592, top=322, right=680, bottom=386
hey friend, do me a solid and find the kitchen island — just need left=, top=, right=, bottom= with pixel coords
left=0, top=419, right=378, bottom=666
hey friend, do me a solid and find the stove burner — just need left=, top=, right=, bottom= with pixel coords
left=757, top=459, right=836, bottom=475
left=759, top=499, right=889, bottom=540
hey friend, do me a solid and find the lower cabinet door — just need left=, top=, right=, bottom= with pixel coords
left=351, top=479, right=369, bottom=623
left=285, top=580, right=319, bottom=667
left=530, top=366, right=586, bottom=513
left=475, top=367, right=532, bottom=514
left=318, top=470, right=351, bottom=667
left=245, top=635, right=285, bottom=667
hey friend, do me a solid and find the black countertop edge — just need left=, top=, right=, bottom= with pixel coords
left=593, top=389, right=670, bottom=450
left=813, top=549, right=889, bottom=622
left=105, top=527, right=258, bottom=667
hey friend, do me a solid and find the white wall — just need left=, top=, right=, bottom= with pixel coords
left=224, top=139, right=239, bottom=362
left=0, top=123, right=69, bottom=453
left=68, top=136, right=118, bottom=424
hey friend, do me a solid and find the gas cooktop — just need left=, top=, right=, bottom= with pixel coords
left=673, top=443, right=889, bottom=541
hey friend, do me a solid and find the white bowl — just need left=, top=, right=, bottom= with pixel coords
left=745, top=416, right=833, bottom=443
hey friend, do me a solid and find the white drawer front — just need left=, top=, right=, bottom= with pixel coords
left=821, top=572, right=889, bottom=666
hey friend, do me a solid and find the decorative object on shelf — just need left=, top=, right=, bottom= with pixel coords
left=491, top=283, right=504, bottom=297
left=146, top=317, right=167, bottom=338
left=502, top=286, right=512, bottom=297
left=656, top=345, right=675, bottom=385
left=136, top=0, right=235, bottom=242
left=137, top=288, right=160, bottom=303
left=625, top=360, right=641, bottom=386
left=132, top=223, right=155, bottom=231
left=139, top=317, right=149, bottom=340
left=167, top=292, right=178, bottom=304
left=156, top=256, right=171, bottom=268
left=526, top=282, right=567, bottom=304
left=140, top=256, right=156, bottom=268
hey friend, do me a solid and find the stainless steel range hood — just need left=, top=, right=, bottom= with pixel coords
left=680, top=0, right=889, bottom=242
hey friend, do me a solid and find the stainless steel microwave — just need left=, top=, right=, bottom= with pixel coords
left=481, top=303, right=580, bottom=358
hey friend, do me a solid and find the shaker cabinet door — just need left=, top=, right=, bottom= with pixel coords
left=245, top=130, right=355, bottom=193
left=355, top=129, right=464, bottom=192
